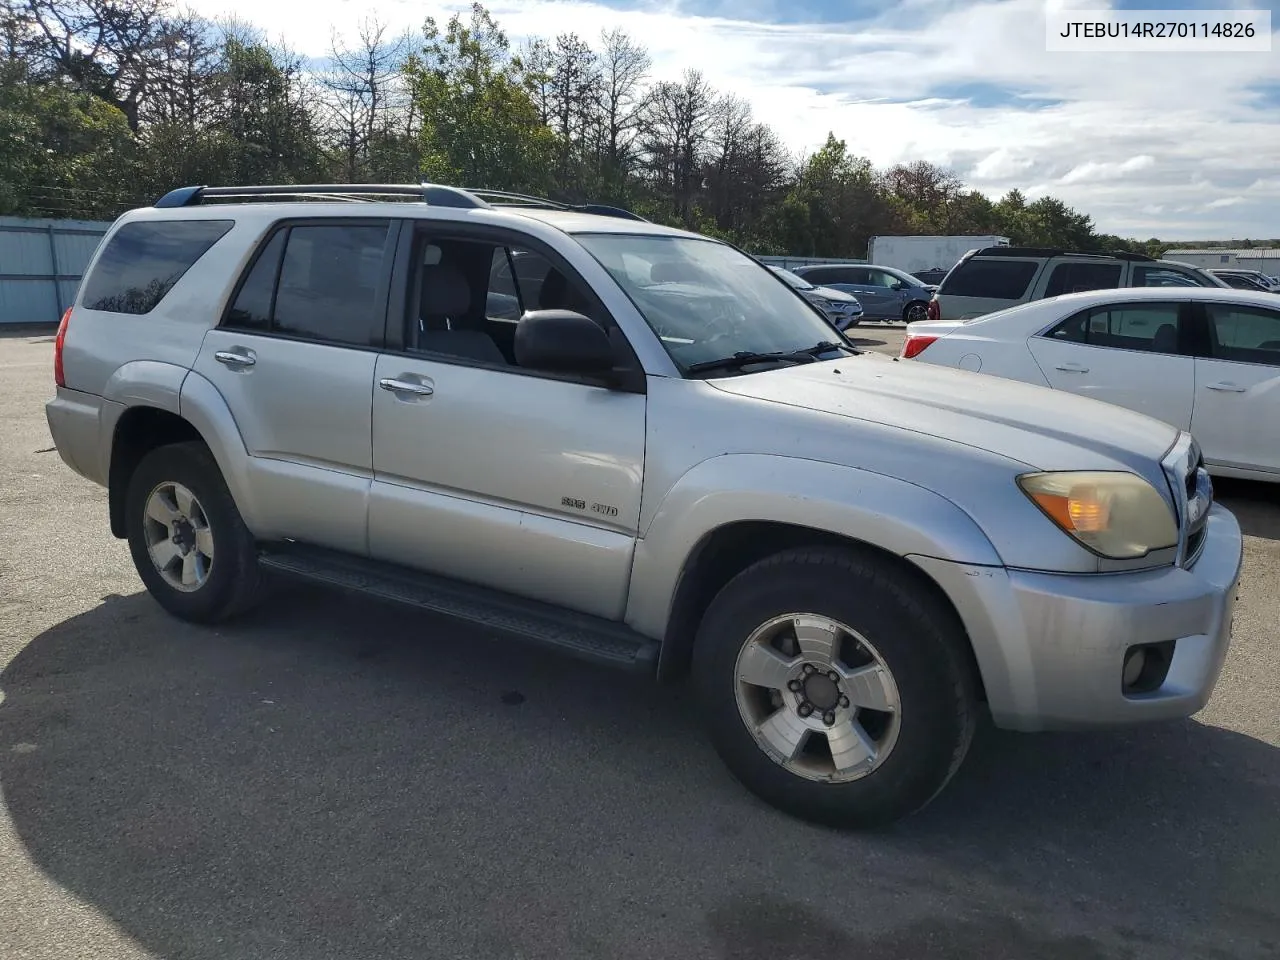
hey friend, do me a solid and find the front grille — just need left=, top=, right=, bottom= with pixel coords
left=1162, top=435, right=1212, bottom=568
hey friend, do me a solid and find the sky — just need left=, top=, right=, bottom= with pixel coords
left=184, top=0, right=1280, bottom=241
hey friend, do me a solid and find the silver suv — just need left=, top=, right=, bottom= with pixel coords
left=46, top=183, right=1243, bottom=828
left=929, top=247, right=1230, bottom=322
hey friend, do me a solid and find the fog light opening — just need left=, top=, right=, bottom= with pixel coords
left=1122, top=640, right=1176, bottom=696
left=1122, top=648, right=1146, bottom=688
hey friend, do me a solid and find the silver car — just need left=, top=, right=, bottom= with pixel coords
left=767, top=265, right=863, bottom=329
left=45, top=182, right=1242, bottom=829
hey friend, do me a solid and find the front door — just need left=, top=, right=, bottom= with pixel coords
left=1190, top=301, right=1280, bottom=475
left=192, top=219, right=396, bottom=554
left=1027, top=299, right=1196, bottom=427
left=367, top=226, right=647, bottom=621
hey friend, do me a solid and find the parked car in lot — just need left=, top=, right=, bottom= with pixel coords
left=904, top=286, right=1280, bottom=481
left=912, top=268, right=949, bottom=286
left=791, top=263, right=936, bottom=323
left=46, top=182, right=1242, bottom=829
left=766, top=265, right=863, bottom=329
left=1209, top=268, right=1280, bottom=293
left=927, top=247, right=1230, bottom=322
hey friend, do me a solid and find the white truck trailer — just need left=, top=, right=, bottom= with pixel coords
left=867, top=235, right=1010, bottom=274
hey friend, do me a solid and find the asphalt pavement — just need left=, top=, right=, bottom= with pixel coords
left=1, top=330, right=1277, bottom=960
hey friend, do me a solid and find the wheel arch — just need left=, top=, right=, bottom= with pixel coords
left=655, top=519, right=985, bottom=702
left=108, top=406, right=205, bottom=538
left=627, top=455, right=1000, bottom=691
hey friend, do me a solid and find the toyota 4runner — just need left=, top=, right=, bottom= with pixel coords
left=46, top=183, right=1244, bottom=828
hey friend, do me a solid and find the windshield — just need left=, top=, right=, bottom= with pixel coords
left=768, top=265, right=815, bottom=290
left=576, top=234, right=842, bottom=370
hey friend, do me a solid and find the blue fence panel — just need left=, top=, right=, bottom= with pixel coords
left=0, top=217, right=111, bottom=325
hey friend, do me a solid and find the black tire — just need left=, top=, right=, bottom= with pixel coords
left=125, top=441, right=261, bottom=624
left=903, top=301, right=929, bottom=323
left=692, top=546, right=977, bottom=829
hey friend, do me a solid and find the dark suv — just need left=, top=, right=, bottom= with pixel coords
left=927, top=247, right=1229, bottom=321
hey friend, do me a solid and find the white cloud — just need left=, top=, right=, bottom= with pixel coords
left=182, top=0, right=1280, bottom=239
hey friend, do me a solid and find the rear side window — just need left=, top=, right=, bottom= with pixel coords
left=939, top=259, right=1038, bottom=299
left=81, top=220, right=233, bottom=314
left=1044, top=302, right=1183, bottom=354
left=1043, top=261, right=1123, bottom=297
left=224, top=222, right=392, bottom=346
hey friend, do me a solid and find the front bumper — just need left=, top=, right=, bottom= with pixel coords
left=911, top=503, right=1243, bottom=732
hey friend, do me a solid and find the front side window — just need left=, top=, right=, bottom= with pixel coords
left=576, top=234, right=842, bottom=369
left=224, top=222, right=391, bottom=346
left=1045, top=302, right=1182, bottom=354
left=1133, top=266, right=1205, bottom=288
left=1204, top=303, right=1280, bottom=366
left=81, top=219, right=234, bottom=314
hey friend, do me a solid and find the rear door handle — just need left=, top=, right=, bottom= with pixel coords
left=214, top=350, right=255, bottom=369
left=1055, top=362, right=1089, bottom=373
left=379, top=377, right=434, bottom=397
left=1205, top=382, right=1246, bottom=392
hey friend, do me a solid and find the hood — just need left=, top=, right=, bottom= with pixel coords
left=707, top=352, right=1180, bottom=474
left=811, top=285, right=858, bottom=303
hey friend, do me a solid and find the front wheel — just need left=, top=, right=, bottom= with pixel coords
left=904, top=301, right=929, bottom=323
left=692, top=547, right=977, bottom=828
left=125, top=441, right=262, bottom=624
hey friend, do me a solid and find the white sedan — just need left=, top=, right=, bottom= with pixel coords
left=901, top=286, right=1280, bottom=481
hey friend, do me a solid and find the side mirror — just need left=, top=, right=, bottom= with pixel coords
left=514, top=309, right=616, bottom=376
left=891, top=281, right=908, bottom=291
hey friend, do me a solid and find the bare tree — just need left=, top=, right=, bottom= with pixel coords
left=639, top=68, right=716, bottom=225
left=139, top=7, right=220, bottom=126
left=594, top=27, right=649, bottom=184
left=318, top=17, right=409, bottom=181
left=23, top=0, right=175, bottom=129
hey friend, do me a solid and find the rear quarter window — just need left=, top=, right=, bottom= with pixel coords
left=80, top=220, right=234, bottom=314
left=939, top=259, right=1039, bottom=299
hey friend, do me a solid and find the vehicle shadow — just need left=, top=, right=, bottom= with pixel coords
left=1, top=588, right=1276, bottom=960
left=1215, top=477, right=1280, bottom=541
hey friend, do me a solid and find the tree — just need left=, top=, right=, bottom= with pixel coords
left=404, top=2, right=554, bottom=192
left=23, top=0, right=175, bottom=130
left=639, top=68, right=716, bottom=226
left=318, top=17, right=410, bottom=182
left=592, top=27, right=649, bottom=200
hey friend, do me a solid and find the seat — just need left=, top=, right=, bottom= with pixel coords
left=417, top=260, right=506, bottom=365
left=1151, top=323, right=1178, bottom=353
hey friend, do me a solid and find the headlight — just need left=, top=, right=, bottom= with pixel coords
left=1016, top=471, right=1177, bottom=559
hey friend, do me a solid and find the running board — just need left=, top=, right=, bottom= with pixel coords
left=257, top=543, right=660, bottom=673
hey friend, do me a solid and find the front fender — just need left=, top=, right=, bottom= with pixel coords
left=624, top=453, right=1002, bottom=639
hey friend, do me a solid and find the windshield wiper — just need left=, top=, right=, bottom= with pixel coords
left=685, top=341, right=855, bottom=376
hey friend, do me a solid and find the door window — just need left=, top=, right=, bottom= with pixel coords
left=1043, top=262, right=1123, bottom=297
left=224, top=222, right=392, bottom=347
left=1204, top=303, right=1280, bottom=366
left=1045, top=302, right=1183, bottom=354
left=1132, top=266, right=1205, bottom=287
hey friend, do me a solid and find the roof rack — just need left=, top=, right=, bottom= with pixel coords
left=153, top=183, right=649, bottom=221
left=972, top=246, right=1155, bottom=262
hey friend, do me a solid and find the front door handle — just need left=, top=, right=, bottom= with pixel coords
left=214, top=350, right=255, bottom=369
left=1055, top=362, right=1089, bottom=373
left=1205, top=382, right=1246, bottom=393
left=379, top=377, right=434, bottom=397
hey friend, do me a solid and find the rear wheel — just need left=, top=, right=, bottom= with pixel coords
left=692, top=547, right=977, bottom=828
left=125, top=441, right=261, bottom=623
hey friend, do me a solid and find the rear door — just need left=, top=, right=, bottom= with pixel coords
left=1026, top=299, right=1196, bottom=427
left=193, top=218, right=397, bottom=554
left=934, top=257, right=1043, bottom=320
left=1189, top=301, right=1280, bottom=475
